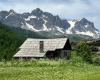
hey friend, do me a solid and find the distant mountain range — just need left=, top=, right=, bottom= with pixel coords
left=0, top=8, right=100, bottom=39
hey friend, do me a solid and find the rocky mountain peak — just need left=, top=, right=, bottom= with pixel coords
left=81, top=18, right=88, bottom=22
left=9, top=9, right=15, bottom=14
left=31, top=8, right=43, bottom=17
left=0, top=8, right=99, bottom=39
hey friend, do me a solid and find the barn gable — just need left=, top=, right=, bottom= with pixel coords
left=13, top=38, right=71, bottom=58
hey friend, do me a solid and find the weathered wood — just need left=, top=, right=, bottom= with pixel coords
left=13, top=38, right=71, bottom=59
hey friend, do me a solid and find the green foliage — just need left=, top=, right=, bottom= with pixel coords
left=93, top=56, right=100, bottom=65
left=10, top=27, right=47, bottom=39
left=75, top=41, right=92, bottom=63
left=0, top=22, right=25, bottom=60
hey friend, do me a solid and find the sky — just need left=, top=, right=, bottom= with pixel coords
left=0, top=0, right=100, bottom=30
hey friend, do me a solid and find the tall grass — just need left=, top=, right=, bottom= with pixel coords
left=0, top=58, right=100, bottom=80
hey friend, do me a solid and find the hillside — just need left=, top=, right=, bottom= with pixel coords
left=0, top=22, right=25, bottom=60
left=0, top=22, right=49, bottom=60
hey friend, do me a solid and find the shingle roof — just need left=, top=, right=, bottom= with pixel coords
left=14, top=38, right=68, bottom=57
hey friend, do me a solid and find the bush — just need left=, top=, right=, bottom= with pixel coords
left=75, top=41, right=92, bottom=63
left=93, top=56, right=100, bottom=65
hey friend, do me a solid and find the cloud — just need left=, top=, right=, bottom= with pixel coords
left=0, top=0, right=100, bottom=30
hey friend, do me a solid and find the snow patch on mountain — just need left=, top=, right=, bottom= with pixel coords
left=5, top=12, right=15, bottom=19
left=76, top=31, right=94, bottom=37
left=42, top=15, right=48, bottom=18
left=75, top=30, right=100, bottom=38
left=43, top=19, right=48, bottom=31
left=85, top=24, right=88, bottom=28
left=43, top=24, right=48, bottom=31
left=56, top=26, right=65, bottom=33
left=26, top=23, right=41, bottom=32
left=68, top=20, right=76, bottom=28
left=25, top=15, right=37, bottom=21
left=66, top=20, right=77, bottom=34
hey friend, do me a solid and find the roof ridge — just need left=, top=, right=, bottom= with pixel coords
left=27, top=38, right=67, bottom=40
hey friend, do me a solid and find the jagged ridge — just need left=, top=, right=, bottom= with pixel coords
left=0, top=8, right=99, bottom=38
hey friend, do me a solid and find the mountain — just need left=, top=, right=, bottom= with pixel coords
left=67, top=18, right=99, bottom=38
left=0, top=8, right=99, bottom=39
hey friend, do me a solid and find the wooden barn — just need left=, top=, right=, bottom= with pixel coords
left=13, top=38, right=72, bottom=59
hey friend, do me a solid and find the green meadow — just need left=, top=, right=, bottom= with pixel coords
left=0, top=59, right=100, bottom=80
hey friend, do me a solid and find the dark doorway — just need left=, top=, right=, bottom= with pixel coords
left=46, top=51, right=55, bottom=58
left=54, top=49, right=61, bottom=58
left=46, top=49, right=62, bottom=59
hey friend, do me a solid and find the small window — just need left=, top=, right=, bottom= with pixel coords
left=39, top=41, right=44, bottom=53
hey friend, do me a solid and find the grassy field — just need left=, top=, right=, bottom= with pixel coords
left=0, top=59, right=100, bottom=80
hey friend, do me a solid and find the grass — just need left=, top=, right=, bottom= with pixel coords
left=0, top=59, right=100, bottom=80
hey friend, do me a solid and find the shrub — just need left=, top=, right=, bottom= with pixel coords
left=75, top=41, right=92, bottom=63
left=92, top=56, right=100, bottom=65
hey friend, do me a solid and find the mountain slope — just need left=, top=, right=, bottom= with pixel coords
left=0, top=8, right=99, bottom=38
left=0, top=22, right=47, bottom=60
left=0, top=22, right=25, bottom=60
